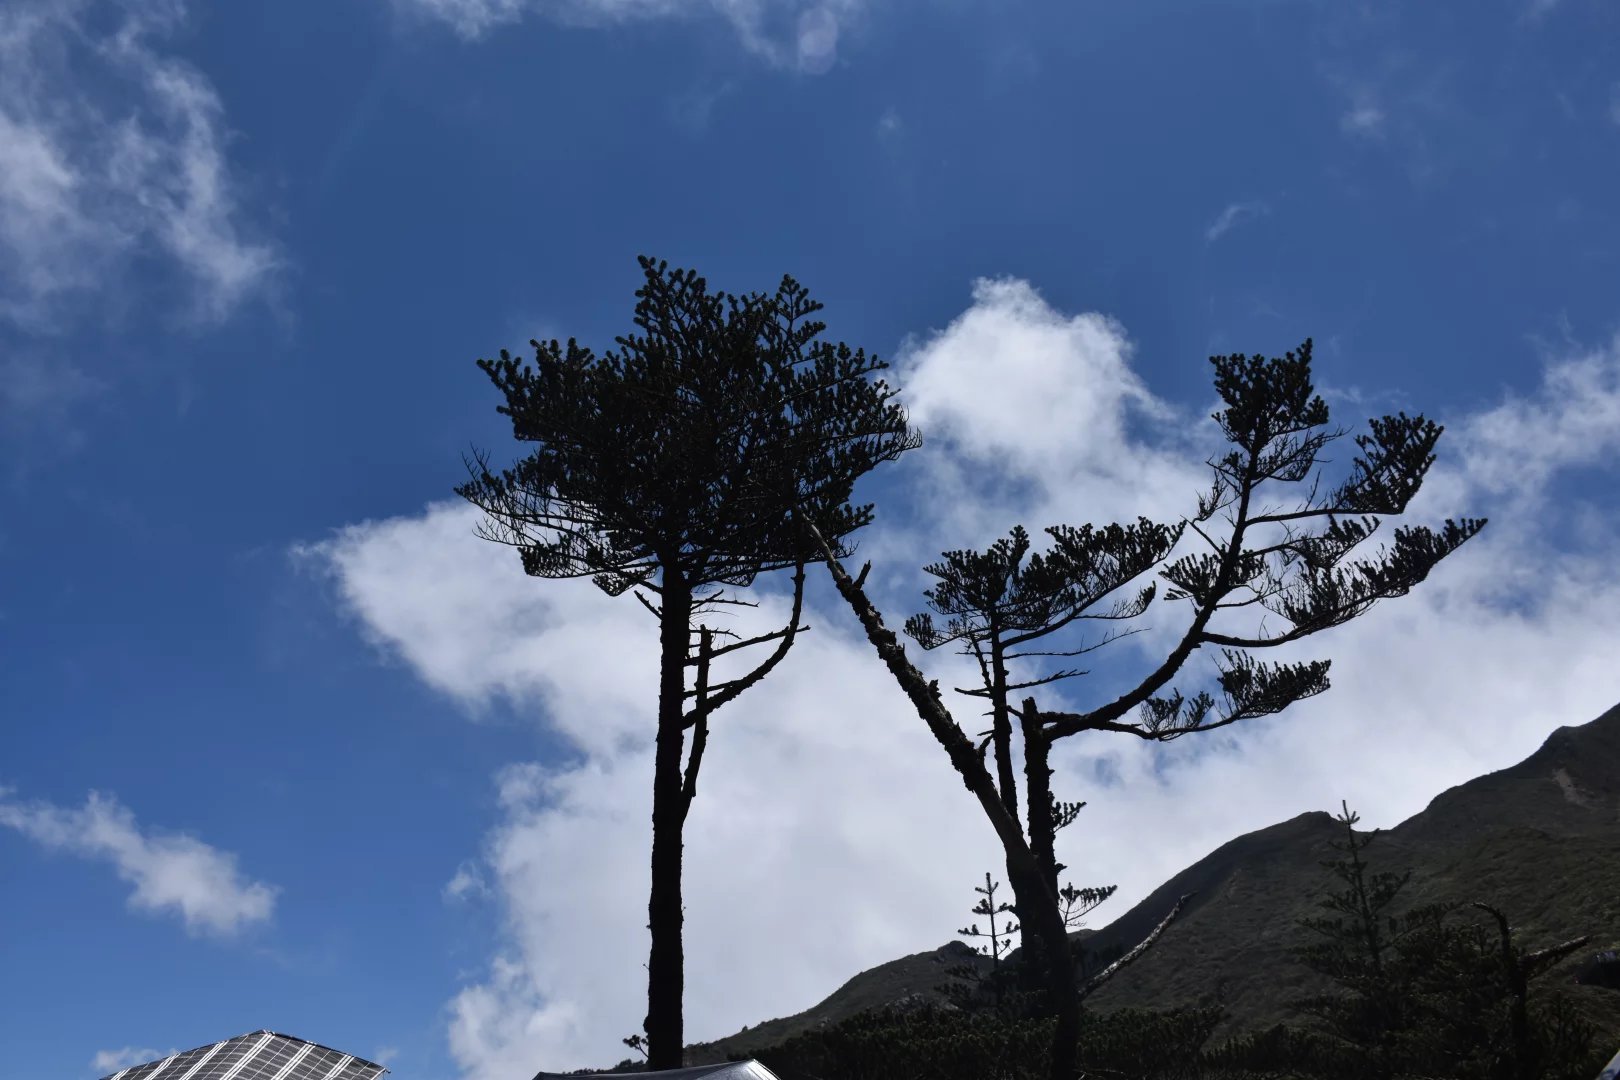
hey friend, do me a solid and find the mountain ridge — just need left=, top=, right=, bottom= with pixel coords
left=681, top=699, right=1620, bottom=1065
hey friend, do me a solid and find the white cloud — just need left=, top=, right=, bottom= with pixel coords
left=392, top=0, right=864, bottom=74
left=400, top=0, right=527, bottom=38
left=372, top=1046, right=401, bottom=1067
left=1443, top=334, right=1620, bottom=500
left=1204, top=200, right=1270, bottom=243
left=91, top=1047, right=166, bottom=1074
left=0, top=790, right=278, bottom=938
left=298, top=284, right=1620, bottom=1075
left=1316, top=27, right=1461, bottom=186
left=292, top=505, right=661, bottom=760
left=793, top=5, right=840, bottom=74
left=445, top=860, right=491, bottom=902
left=438, top=617, right=1011, bottom=1077
left=1340, top=101, right=1386, bottom=138
left=0, top=0, right=278, bottom=330
left=885, top=276, right=1207, bottom=554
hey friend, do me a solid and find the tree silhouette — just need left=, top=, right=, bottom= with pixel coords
left=1288, top=801, right=1433, bottom=1079
left=1213, top=804, right=1605, bottom=1080
left=904, top=520, right=1166, bottom=991
left=802, top=340, right=1485, bottom=1080
left=943, top=872, right=1022, bottom=1015
left=458, top=256, right=920, bottom=1068
left=1411, top=902, right=1600, bottom=1080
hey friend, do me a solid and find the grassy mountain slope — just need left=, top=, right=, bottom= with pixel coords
left=681, top=942, right=993, bottom=1065
left=689, top=700, right=1620, bottom=1064
left=1078, top=701, right=1620, bottom=1038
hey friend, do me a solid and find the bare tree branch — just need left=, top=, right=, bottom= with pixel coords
left=680, top=627, right=712, bottom=816
left=1077, top=893, right=1196, bottom=1002
left=681, top=561, right=808, bottom=727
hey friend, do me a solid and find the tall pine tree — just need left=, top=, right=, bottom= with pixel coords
left=459, top=257, right=919, bottom=1067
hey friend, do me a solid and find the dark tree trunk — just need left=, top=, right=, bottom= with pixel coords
left=645, top=574, right=693, bottom=1070
left=991, top=632, right=1046, bottom=1005
left=1029, top=865, right=1082, bottom=1080
left=1005, top=854, right=1044, bottom=1000
left=1020, top=703, right=1082, bottom=1079
left=814, top=544, right=1080, bottom=1078
left=1022, top=711, right=1060, bottom=901
left=1010, top=704, right=1060, bottom=1001
left=989, top=631, right=1019, bottom=822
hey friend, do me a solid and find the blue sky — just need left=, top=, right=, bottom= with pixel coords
left=3, top=1, right=1620, bottom=1077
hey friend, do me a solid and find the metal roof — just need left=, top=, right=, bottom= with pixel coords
left=97, top=1031, right=385, bottom=1080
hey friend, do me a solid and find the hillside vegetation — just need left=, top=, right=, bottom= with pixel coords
left=589, top=701, right=1620, bottom=1077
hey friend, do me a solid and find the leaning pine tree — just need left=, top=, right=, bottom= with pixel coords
left=903, top=521, right=1158, bottom=998
left=458, top=256, right=919, bottom=1069
left=801, top=340, right=1485, bottom=1080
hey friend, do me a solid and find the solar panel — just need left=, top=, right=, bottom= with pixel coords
left=99, top=1032, right=385, bottom=1080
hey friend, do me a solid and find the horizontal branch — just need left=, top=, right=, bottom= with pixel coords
left=1520, top=934, right=1592, bottom=974
left=951, top=668, right=1088, bottom=698
left=1004, top=625, right=1145, bottom=662
left=701, top=621, right=811, bottom=661
left=690, top=592, right=760, bottom=609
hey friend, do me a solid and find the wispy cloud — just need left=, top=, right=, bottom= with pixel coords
left=298, top=286, right=1620, bottom=1075
left=668, top=81, right=734, bottom=136
left=1340, top=98, right=1386, bottom=139
left=1204, top=200, right=1270, bottom=243
left=445, top=860, right=490, bottom=902
left=1609, top=82, right=1620, bottom=126
left=0, top=350, right=107, bottom=486
left=91, top=1047, right=166, bottom=1074
left=391, top=0, right=864, bottom=74
left=0, top=353, right=104, bottom=416
left=0, top=789, right=278, bottom=938
left=875, top=106, right=905, bottom=175
left=1312, top=13, right=1471, bottom=187
left=0, top=349, right=106, bottom=448
left=0, top=0, right=279, bottom=331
